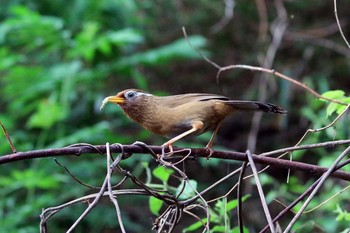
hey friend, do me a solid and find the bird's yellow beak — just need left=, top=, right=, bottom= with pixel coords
left=100, top=96, right=125, bottom=110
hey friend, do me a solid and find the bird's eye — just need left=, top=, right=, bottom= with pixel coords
left=125, top=91, right=137, bottom=100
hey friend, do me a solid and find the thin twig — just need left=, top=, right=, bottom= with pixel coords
left=290, top=104, right=350, bottom=153
left=283, top=145, right=350, bottom=232
left=189, top=167, right=242, bottom=205
left=0, top=120, right=16, bottom=153
left=273, top=184, right=350, bottom=215
left=67, top=177, right=108, bottom=232
left=217, top=65, right=348, bottom=106
left=160, top=157, right=210, bottom=231
left=259, top=139, right=350, bottom=158
left=237, top=161, right=248, bottom=233
left=106, top=143, right=126, bottom=233
left=302, top=184, right=350, bottom=214
left=183, top=208, right=207, bottom=229
left=246, top=150, right=275, bottom=232
left=54, top=158, right=101, bottom=189
left=40, top=189, right=149, bottom=232
left=334, top=0, right=350, bottom=49
left=182, top=27, right=221, bottom=69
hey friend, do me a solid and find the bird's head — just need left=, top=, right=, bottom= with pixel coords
left=100, top=89, right=152, bottom=110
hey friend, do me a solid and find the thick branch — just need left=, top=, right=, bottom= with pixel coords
left=1, top=144, right=350, bottom=181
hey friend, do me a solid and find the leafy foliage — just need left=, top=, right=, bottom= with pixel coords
left=1, top=0, right=350, bottom=232
left=320, top=90, right=350, bottom=117
left=0, top=1, right=206, bottom=232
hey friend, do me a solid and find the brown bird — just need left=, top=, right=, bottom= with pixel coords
left=101, top=89, right=286, bottom=153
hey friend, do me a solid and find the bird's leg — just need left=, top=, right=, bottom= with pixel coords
left=205, top=122, right=222, bottom=158
left=162, top=121, right=204, bottom=156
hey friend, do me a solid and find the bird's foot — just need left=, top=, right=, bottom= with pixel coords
left=161, top=142, right=174, bottom=157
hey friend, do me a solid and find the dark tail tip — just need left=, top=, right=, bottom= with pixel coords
left=259, top=103, right=287, bottom=114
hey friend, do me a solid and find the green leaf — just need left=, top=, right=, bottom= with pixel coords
left=97, top=37, right=112, bottom=55
left=183, top=218, right=208, bottom=232
left=326, top=102, right=348, bottom=117
left=149, top=196, right=163, bottom=216
left=175, top=179, right=197, bottom=199
left=321, top=90, right=345, bottom=101
left=115, top=35, right=207, bottom=68
left=106, top=28, right=143, bottom=45
left=342, top=97, right=350, bottom=104
left=321, top=90, right=349, bottom=117
left=231, top=226, right=250, bottom=233
left=27, top=100, right=67, bottom=129
left=211, top=225, right=227, bottom=232
left=345, top=213, right=350, bottom=221
left=226, top=194, right=250, bottom=212
left=326, top=102, right=340, bottom=117
left=8, top=169, right=59, bottom=190
left=152, top=166, right=174, bottom=182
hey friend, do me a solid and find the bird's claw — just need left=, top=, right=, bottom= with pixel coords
left=161, top=143, right=174, bottom=157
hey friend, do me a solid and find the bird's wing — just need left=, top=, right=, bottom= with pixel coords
left=159, top=93, right=230, bottom=107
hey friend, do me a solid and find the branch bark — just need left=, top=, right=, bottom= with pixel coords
left=1, top=144, right=350, bottom=181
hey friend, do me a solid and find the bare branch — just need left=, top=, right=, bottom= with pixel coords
left=334, top=0, right=350, bottom=49
left=2, top=142, right=350, bottom=181
left=106, top=143, right=126, bottom=233
left=246, top=150, right=275, bottom=232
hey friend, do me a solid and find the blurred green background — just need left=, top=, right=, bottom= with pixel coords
left=1, top=1, right=350, bottom=232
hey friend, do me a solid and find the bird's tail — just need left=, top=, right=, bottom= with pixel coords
left=227, top=101, right=287, bottom=114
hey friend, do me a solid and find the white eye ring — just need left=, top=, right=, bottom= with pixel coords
left=124, top=91, right=138, bottom=100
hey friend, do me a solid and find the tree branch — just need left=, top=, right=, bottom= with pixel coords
left=2, top=143, right=350, bottom=181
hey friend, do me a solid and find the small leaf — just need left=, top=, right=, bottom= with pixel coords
left=153, top=166, right=174, bottom=182
left=341, top=97, right=350, bottom=104
left=336, top=105, right=348, bottom=115
left=326, top=102, right=340, bottom=117
left=149, top=196, right=163, bottom=215
left=226, top=194, right=250, bottom=212
left=211, top=225, right=226, bottom=232
left=97, top=37, right=111, bottom=55
left=345, top=213, right=350, bottom=221
left=321, top=90, right=349, bottom=117
left=321, top=90, right=345, bottom=101
left=183, top=218, right=208, bottom=232
left=231, top=226, right=250, bottom=233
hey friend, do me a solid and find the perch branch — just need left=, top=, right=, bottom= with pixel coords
left=2, top=142, right=350, bottom=181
